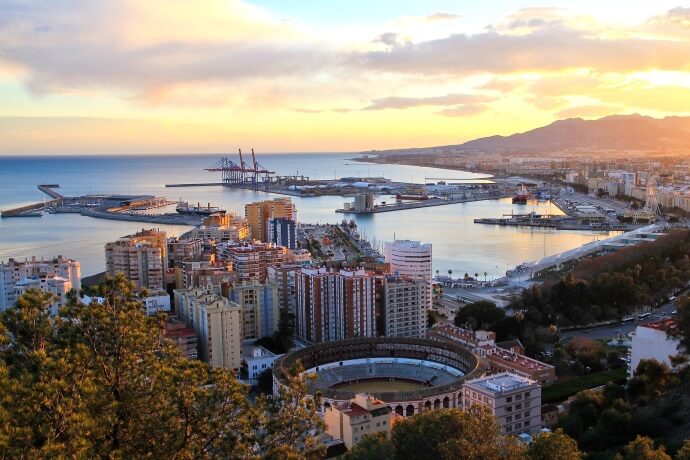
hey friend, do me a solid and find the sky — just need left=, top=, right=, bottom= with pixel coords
left=1, top=1, right=690, bottom=155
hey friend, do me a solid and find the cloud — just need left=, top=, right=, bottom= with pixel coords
left=363, top=93, right=491, bottom=110
left=425, top=12, right=461, bottom=22
left=436, top=104, right=488, bottom=117
left=375, top=32, right=403, bottom=47
left=353, top=22, right=690, bottom=75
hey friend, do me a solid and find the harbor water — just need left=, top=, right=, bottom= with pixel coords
left=0, top=153, right=613, bottom=277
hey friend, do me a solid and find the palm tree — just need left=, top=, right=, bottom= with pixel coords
left=435, top=269, right=439, bottom=279
left=474, top=272, right=479, bottom=281
left=483, top=271, right=488, bottom=282
left=447, top=269, right=453, bottom=279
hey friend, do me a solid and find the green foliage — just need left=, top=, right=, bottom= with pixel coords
left=0, top=274, right=323, bottom=459
left=348, top=407, right=527, bottom=460
left=614, top=436, right=672, bottom=460
left=527, top=428, right=583, bottom=460
left=344, top=432, right=395, bottom=460
left=676, top=297, right=690, bottom=355
left=542, top=367, right=627, bottom=404
left=454, top=300, right=505, bottom=330
left=512, top=230, right=690, bottom=329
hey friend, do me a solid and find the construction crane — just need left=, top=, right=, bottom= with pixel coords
left=205, top=148, right=275, bottom=190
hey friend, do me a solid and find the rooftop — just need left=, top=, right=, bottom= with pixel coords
left=467, top=372, right=535, bottom=394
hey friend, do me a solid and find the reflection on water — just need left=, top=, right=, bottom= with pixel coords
left=0, top=154, right=614, bottom=277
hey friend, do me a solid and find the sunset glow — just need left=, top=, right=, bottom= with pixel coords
left=1, top=0, right=690, bottom=154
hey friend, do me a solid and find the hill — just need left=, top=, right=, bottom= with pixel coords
left=371, top=114, right=690, bottom=156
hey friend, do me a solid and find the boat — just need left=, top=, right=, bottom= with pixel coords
left=512, top=187, right=528, bottom=204
left=176, top=201, right=225, bottom=216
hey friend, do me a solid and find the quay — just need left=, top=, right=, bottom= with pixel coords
left=473, top=213, right=626, bottom=231
left=336, top=193, right=511, bottom=214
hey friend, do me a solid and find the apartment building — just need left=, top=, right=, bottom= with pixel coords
left=245, top=198, right=296, bottom=242
left=382, top=276, right=428, bottom=338
left=190, top=212, right=250, bottom=242
left=167, top=237, right=202, bottom=268
left=164, top=320, right=198, bottom=360
left=217, top=241, right=286, bottom=283
left=384, top=240, right=432, bottom=303
left=228, top=282, right=280, bottom=340
left=324, top=394, right=397, bottom=449
left=267, top=217, right=297, bottom=249
left=462, top=373, right=542, bottom=436
left=173, top=287, right=242, bottom=372
left=105, top=229, right=167, bottom=291
left=0, top=256, right=81, bottom=311
left=295, top=267, right=375, bottom=343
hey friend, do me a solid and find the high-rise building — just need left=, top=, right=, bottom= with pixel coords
left=384, top=240, right=432, bottom=303
left=267, top=217, right=296, bottom=249
left=105, top=229, right=167, bottom=291
left=245, top=198, right=296, bottom=242
left=177, top=260, right=234, bottom=290
left=173, top=287, right=242, bottom=372
left=228, top=282, right=280, bottom=340
left=217, top=241, right=286, bottom=283
left=0, top=256, right=81, bottom=311
left=14, top=275, right=72, bottom=315
left=382, top=276, right=428, bottom=338
left=462, top=373, right=542, bottom=436
left=267, top=264, right=301, bottom=332
left=295, top=268, right=375, bottom=343
left=164, top=320, right=198, bottom=360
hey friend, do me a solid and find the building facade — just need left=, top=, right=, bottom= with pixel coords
left=384, top=240, right=432, bottom=304
left=228, top=282, right=280, bottom=340
left=268, top=217, right=297, bottom=249
left=462, top=373, right=542, bottom=436
left=217, top=241, right=286, bottom=283
left=245, top=198, right=296, bottom=242
left=105, top=229, right=167, bottom=291
left=295, top=267, right=375, bottom=343
left=0, top=256, right=81, bottom=311
left=173, top=287, right=243, bottom=372
left=324, top=393, right=396, bottom=449
left=382, top=276, right=428, bottom=338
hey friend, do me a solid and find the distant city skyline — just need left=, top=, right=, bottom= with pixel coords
left=1, top=1, right=689, bottom=155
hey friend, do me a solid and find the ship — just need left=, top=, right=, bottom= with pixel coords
left=176, top=201, right=225, bottom=216
left=512, top=187, right=528, bottom=204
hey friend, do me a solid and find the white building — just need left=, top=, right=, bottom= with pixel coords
left=143, top=291, right=172, bottom=316
left=14, top=275, right=72, bottom=315
left=462, top=373, right=542, bottom=436
left=384, top=240, right=432, bottom=304
left=241, top=341, right=282, bottom=385
left=324, top=393, right=397, bottom=449
left=629, top=319, right=681, bottom=378
left=0, top=256, right=81, bottom=311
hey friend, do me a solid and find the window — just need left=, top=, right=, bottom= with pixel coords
left=524, top=420, right=530, bottom=427
left=506, top=396, right=512, bottom=403
left=505, top=425, right=512, bottom=432
left=515, top=403, right=522, bottom=410
left=506, top=416, right=512, bottom=422
left=524, top=411, right=530, bottom=418
left=524, top=391, right=530, bottom=398
left=506, top=406, right=512, bottom=413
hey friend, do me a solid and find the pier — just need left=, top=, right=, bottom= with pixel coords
left=336, top=193, right=510, bottom=214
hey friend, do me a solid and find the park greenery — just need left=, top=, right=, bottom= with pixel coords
left=0, top=274, right=323, bottom=459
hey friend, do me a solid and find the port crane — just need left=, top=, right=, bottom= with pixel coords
left=205, top=148, right=275, bottom=190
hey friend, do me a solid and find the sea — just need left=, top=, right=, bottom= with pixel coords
left=0, top=153, right=613, bottom=278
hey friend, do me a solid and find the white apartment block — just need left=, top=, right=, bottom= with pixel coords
left=0, top=256, right=81, bottom=311
left=174, top=287, right=243, bottom=372
left=462, top=373, right=542, bottom=436
left=384, top=240, right=432, bottom=303
left=383, top=276, right=428, bottom=338
left=629, top=319, right=681, bottom=378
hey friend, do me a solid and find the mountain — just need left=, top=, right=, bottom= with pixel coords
left=457, top=114, right=690, bottom=153
left=371, top=114, right=690, bottom=156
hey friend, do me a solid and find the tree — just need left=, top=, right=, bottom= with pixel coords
left=676, top=439, right=690, bottom=460
left=675, top=297, right=690, bottom=354
left=454, top=301, right=506, bottom=330
left=344, top=432, right=395, bottom=460
left=527, top=429, right=582, bottom=460
left=614, top=436, right=672, bottom=460
left=0, top=275, right=324, bottom=459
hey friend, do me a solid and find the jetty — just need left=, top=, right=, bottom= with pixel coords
left=336, top=192, right=510, bottom=214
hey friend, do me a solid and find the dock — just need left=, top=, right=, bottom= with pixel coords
left=336, top=193, right=510, bottom=214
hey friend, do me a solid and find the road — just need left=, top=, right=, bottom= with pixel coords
left=560, top=298, right=679, bottom=342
